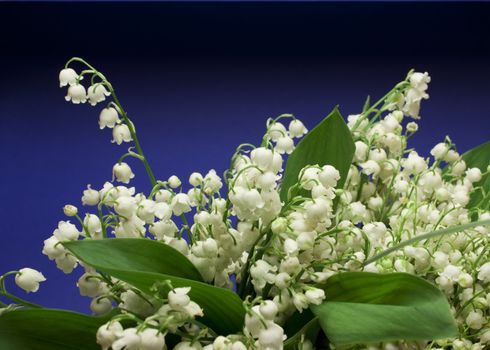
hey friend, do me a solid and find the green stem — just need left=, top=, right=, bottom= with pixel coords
left=66, top=57, right=157, bottom=187
left=110, top=91, right=156, bottom=186
left=0, top=291, right=42, bottom=309
left=363, top=219, right=490, bottom=266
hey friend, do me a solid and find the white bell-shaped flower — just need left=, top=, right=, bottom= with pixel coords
left=96, top=321, right=123, bottom=350
left=139, top=328, right=166, bottom=350
left=55, top=254, right=78, bottom=274
left=259, top=300, right=278, bottom=320
left=82, top=185, right=100, bottom=205
left=111, top=328, right=141, bottom=350
left=84, top=214, right=103, bottom=239
left=15, top=268, right=46, bottom=293
left=53, top=221, right=80, bottom=241
left=258, top=321, right=285, bottom=349
left=77, top=272, right=101, bottom=297
left=174, top=341, right=203, bottom=350
left=275, top=136, right=294, bottom=154
left=112, top=124, right=132, bottom=145
left=59, top=68, right=80, bottom=87
left=288, top=119, right=308, bottom=138
left=477, top=262, right=490, bottom=283
left=251, top=147, right=274, bottom=171
left=189, top=172, right=203, bottom=186
left=267, top=122, right=287, bottom=141
left=305, top=287, right=325, bottom=305
left=99, top=107, right=120, bottom=129
left=42, top=235, right=65, bottom=260
left=65, top=84, right=87, bottom=104
left=114, top=196, right=137, bottom=218
left=87, top=84, right=111, bottom=106
left=171, top=193, right=192, bottom=216
left=168, top=287, right=191, bottom=309
left=318, top=165, right=340, bottom=188
left=113, top=162, right=135, bottom=184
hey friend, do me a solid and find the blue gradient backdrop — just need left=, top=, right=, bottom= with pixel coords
left=0, top=2, right=489, bottom=313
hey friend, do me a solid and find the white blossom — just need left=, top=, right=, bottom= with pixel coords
left=15, top=268, right=46, bottom=293
left=82, top=185, right=100, bottom=205
left=113, top=162, right=135, bottom=184
left=96, top=321, right=123, bottom=350
left=288, top=119, right=308, bottom=138
left=87, top=84, right=111, bottom=106
left=59, top=68, right=80, bottom=87
left=99, top=107, right=120, bottom=129
left=65, top=84, right=87, bottom=104
left=112, top=124, right=132, bottom=145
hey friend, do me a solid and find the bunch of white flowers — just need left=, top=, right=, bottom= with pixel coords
left=1, top=60, right=488, bottom=350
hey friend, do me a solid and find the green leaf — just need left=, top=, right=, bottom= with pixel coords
left=283, top=312, right=321, bottom=350
left=311, top=272, right=458, bottom=346
left=462, top=140, right=490, bottom=210
left=280, top=107, right=355, bottom=203
left=64, top=239, right=245, bottom=335
left=64, top=238, right=203, bottom=281
left=0, top=308, right=111, bottom=350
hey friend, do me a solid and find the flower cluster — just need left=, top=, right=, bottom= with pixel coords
left=2, top=61, right=488, bottom=350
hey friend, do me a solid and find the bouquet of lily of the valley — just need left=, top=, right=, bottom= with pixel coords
left=1, top=58, right=489, bottom=350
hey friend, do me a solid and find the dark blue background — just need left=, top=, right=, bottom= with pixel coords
left=0, top=2, right=489, bottom=313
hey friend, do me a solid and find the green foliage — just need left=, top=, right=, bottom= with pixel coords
left=64, top=238, right=203, bottom=281
left=462, top=140, right=490, bottom=210
left=311, top=272, right=458, bottom=346
left=280, top=108, right=355, bottom=203
left=64, top=238, right=245, bottom=335
left=283, top=311, right=321, bottom=350
left=0, top=308, right=112, bottom=350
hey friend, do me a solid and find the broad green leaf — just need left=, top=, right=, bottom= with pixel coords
left=462, top=140, right=490, bottom=210
left=283, top=312, right=321, bottom=350
left=312, top=272, right=458, bottom=346
left=64, top=238, right=203, bottom=281
left=280, top=107, right=355, bottom=202
left=0, top=308, right=111, bottom=350
left=64, top=239, right=245, bottom=335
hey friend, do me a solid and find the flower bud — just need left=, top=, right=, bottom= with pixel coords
left=168, top=175, right=182, bottom=189
left=406, top=122, right=418, bottom=133
left=271, top=217, right=288, bottom=234
left=63, top=204, right=78, bottom=217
